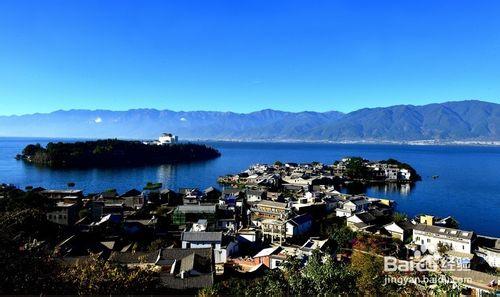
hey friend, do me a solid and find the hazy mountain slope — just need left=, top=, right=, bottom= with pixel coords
left=0, top=100, right=498, bottom=141
left=305, top=101, right=500, bottom=141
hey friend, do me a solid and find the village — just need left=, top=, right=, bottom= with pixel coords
left=1, top=158, right=499, bottom=295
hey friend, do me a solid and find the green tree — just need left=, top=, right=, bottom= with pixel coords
left=329, top=224, right=356, bottom=253
left=393, top=212, right=408, bottom=223
left=301, top=251, right=357, bottom=295
left=344, top=157, right=370, bottom=179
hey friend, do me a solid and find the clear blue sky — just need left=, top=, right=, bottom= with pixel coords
left=1, top=0, right=500, bottom=115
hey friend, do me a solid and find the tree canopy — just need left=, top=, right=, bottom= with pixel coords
left=17, top=139, right=221, bottom=168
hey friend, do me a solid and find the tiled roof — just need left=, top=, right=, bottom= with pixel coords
left=413, top=224, right=474, bottom=240
left=181, top=231, right=222, bottom=242
left=176, top=204, right=216, bottom=214
left=160, top=247, right=212, bottom=261
left=255, top=200, right=289, bottom=208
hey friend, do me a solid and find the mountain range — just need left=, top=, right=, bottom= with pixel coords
left=0, top=100, right=498, bottom=142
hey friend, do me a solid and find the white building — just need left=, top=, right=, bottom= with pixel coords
left=286, top=214, right=313, bottom=238
left=475, top=236, right=500, bottom=268
left=158, top=133, right=178, bottom=144
left=412, top=224, right=475, bottom=255
left=181, top=231, right=222, bottom=249
left=335, top=196, right=371, bottom=217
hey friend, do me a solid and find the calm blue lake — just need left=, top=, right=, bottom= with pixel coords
left=0, top=137, right=499, bottom=237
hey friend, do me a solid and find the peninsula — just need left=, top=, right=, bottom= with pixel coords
left=16, top=139, right=221, bottom=168
left=218, top=157, right=421, bottom=189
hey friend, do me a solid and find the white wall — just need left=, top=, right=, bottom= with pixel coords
left=413, top=230, right=472, bottom=254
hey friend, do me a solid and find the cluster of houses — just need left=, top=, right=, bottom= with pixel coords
left=218, top=159, right=413, bottom=188
left=5, top=157, right=498, bottom=294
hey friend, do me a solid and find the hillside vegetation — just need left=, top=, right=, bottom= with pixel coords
left=17, top=139, right=221, bottom=167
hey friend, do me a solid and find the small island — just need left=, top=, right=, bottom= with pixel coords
left=16, top=139, right=221, bottom=168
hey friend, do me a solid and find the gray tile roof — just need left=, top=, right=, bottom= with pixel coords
left=160, top=247, right=212, bottom=261
left=159, top=248, right=214, bottom=290
left=181, top=231, right=222, bottom=242
left=256, top=200, right=289, bottom=209
left=413, top=224, right=474, bottom=240
left=176, top=204, right=216, bottom=214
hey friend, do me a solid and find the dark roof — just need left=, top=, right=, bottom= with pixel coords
left=160, top=247, right=212, bottom=261
left=348, top=196, right=370, bottom=205
left=356, top=212, right=377, bottom=223
left=179, top=253, right=211, bottom=273
left=160, top=188, right=176, bottom=194
left=398, top=221, right=415, bottom=231
left=288, top=214, right=313, bottom=226
left=246, top=189, right=265, bottom=196
left=120, top=189, right=142, bottom=197
left=181, top=231, right=222, bottom=242
left=159, top=248, right=214, bottom=290
left=283, top=184, right=303, bottom=191
left=476, top=235, right=500, bottom=251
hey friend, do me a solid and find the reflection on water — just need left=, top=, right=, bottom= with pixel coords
left=156, top=164, right=175, bottom=187
left=368, top=183, right=413, bottom=196
left=341, top=182, right=413, bottom=197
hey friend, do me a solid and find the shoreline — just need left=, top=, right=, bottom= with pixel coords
left=1, top=136, right=500, bottom=147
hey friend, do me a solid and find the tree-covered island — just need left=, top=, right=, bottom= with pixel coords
left=16, top=139, right=221, bottom=168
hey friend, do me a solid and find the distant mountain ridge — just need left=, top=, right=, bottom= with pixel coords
left=0, top=100, right=498, bottom=142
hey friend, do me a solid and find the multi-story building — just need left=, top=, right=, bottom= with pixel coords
left=412, top=224, right=475, bottom=254
left=335, top=196, right=371, bottom=217
left=475, top=235, right=500, bottom=268
left=250, top=200, right=291, bottom=221
left=46, top=202, right=80, bottom=226
left=158, top=133, right=178, bottom=144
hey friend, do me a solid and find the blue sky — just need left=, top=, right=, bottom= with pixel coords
left=1, top=0, right=500, bottom=115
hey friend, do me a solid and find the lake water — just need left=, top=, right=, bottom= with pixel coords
left=0, top=137, right=499, bottom=236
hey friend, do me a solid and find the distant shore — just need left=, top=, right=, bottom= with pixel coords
left=184, top=138, right=500, bottom=147
left=1, top=136, right=500, bottom=147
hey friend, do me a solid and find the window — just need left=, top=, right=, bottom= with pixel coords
left=427, top=239, right=430, bottom=243
left=462, top=245, right=465, bottom=250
